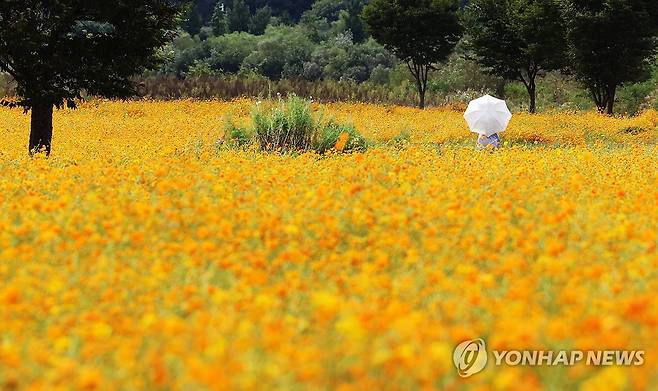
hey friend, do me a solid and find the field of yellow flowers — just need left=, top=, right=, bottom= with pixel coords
left=0, top=99, right=657, bottom=391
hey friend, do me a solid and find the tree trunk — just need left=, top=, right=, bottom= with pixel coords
left=408, top=61, right=428, bottom=109
left=418, top=87, right=426, bottom=109
left=519, top=68, right=537, bottom=114
left=414, top=70, right=427, bottom=109
left=29, top=103, right=53, bottom=156
left=606, top=84, right=616, bottom=116
left=527, top=77, right=537, bottom=114
left=495, top=79, right=506, bottom=99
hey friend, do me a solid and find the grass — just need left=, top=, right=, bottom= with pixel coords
left=222, top=95, right=370, bottom=153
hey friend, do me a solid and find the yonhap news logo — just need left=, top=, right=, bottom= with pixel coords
left=453, top=338, right=645, bottom=378
left=453, top=339, right=488, bottom=377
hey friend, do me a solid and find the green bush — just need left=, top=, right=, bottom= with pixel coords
left=223, top=95, right=368, bottom=153
left=222, top=119, right=253, bottom=149
left=616, top=80, right=656, bottom=115
left=242, top=25, right=314, bottom=80
left=252, top=95, right=316, bottom=150
left=207, top=32, right=259, bottom=74
left=313, top=120, right=369, bottom=153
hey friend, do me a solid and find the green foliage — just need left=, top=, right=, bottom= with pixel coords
left=368, top=64, right=390, bottom=85
left=211, top=2, right=228, bottom=35
left=362, top=0, right=463, bottom=108
left=0, top=0, right=181, bottom=109
left=362, top=0, right=462, bottom=65
left=252, top=95, right=315, bottom=150
left=182, top=4, right=204, bottom=36
left=185, top=61, right=217, bottom=78
left=222, top=118, right=253, bottom=148
left=242, top=26, right=314, bottom=79
left=464, top=0, right=567, bottom=113
left=616, top=78, right=657, bottom=115
left=160, top=34, right=210, bottom=77
left=563, top=0, right=657, bottom=114
left=249, top=6, right=273, bottom=35
left=228, top=0, right=251, bottom=33
left=330, top=0, right=367, bottom=43
left=313, top=121, right=369, bottom=153
left=428, top=54, right=503, bottom=96
left=0, top=73, right=15, bottom=97
left=187, top=0, right=316, bottom=22
left=224, top=95, right=368, bottom=153
left=207, top=33, right=259, bottom=73
left=306, top=36, right=396, bottom=83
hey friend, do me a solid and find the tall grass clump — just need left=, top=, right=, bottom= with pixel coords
left=224, top=95, right=369, bottom=153
left=253, top=95, right=315, bottom=151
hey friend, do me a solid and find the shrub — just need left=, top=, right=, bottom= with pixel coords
left=221, top=118, right=253, bottom=148
left=313, top=121, right=369, bottom=153
left=185, top=61, right=216, bottom=78
left=241, top=25, right=314, bottom=79
left=616, top=80, right=656, bottom=115
left=159, top=33, right=210, bottom=77
left=252, top=95, right=315, bottom=150
left=224, top=95, right=368, bottom=153
left=207, top=32, right=259, bottom=74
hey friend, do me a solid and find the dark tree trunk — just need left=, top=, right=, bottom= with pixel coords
left=606, top=84, right=616, bottom=116
left=419, top=87, right=426, bottom=109
left=519, top=67, right=538, bottom=114
left=29, top=103, right=53, bottom=156
left=528, top=83, right=536, bottom=114
left=592, top=87, right=605, bottom=113
left=408, top=60, right=430, bottom=109
left=526, top=73, right=537, bottom=114
left=495, top=79, right=506, bottom=99
left=591, top=83, right=616, bottom=115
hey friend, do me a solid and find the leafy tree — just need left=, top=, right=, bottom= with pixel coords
left=194, top=0, right=218, bottom=23
left=249, top=6, right=272, bottom=35
left=245, top=0, right=315, bottom=21
left=563, top=0, right=658, bottom=114
left=300, top=0, right=347, bottom=42
left=227, top=0, right=251, bottom=33
left=301, top=0, right=367, bottom=42
left=211, top=1, right=228, bottom=36
left=362, top=0, right=463, bottom=108
left=160, top=34, right=210, bottom=77
left=334, top=0, right=367, bottom=43
left=181, top=3, right=204, bottom=36
left=0, top=0, right=181, bottom=155
left=303, top=0, right=348, bottom=21
left=208, top=32, right=259, bottom=73
left=464, top=0, right=567, bottom=113
left=308, top=35, right=395, bottom=82
left=242, top=26, right=313, bottom=79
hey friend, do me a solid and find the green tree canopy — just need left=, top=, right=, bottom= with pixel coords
left=181, top=3, right=204, bottom=35
left=0, top=0, right=182, bottom=155
left=249, top=6, right=272, bottom=35
left=211, top=1, right=228, bottom=35
left=227, top=0, right=251, bottom=33
left=464, top=0, right=567, bottom=113
left=563, top=0, right=658, bottom=114
left=362, top=0, right=463, bottom=108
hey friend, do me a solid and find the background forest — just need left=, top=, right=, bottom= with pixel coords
left=1, top=0, right=656, bottom=114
